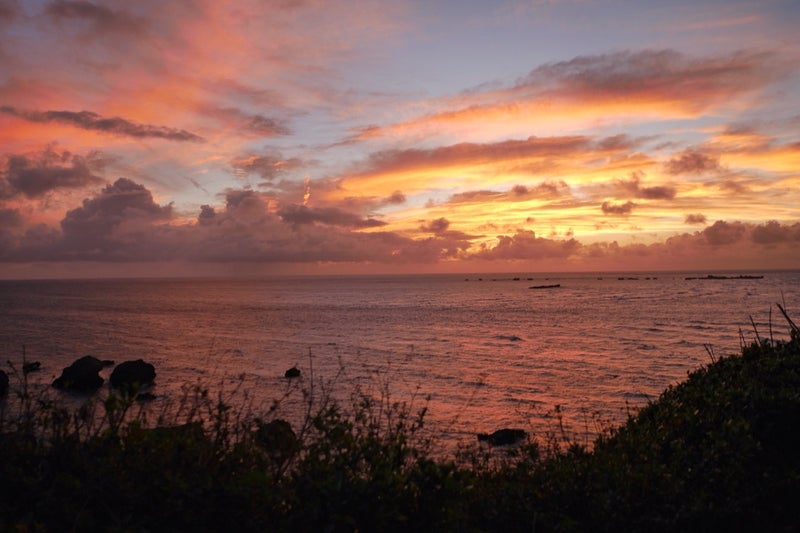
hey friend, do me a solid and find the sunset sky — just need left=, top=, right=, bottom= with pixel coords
left=1, top=0, right=798, bottom=278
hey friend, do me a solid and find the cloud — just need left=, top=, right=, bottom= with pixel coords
left=45, top=1, right=145, bottom=34
left=685, top=213, right=707, bottom=225
left=702, top=220, right=746, bottom=245
left=277, top=204, right=386, bottom=228
left=617, top=171, right=676, bottom=200
left=1, top=148, right=106, bottom=198
left=447, top=181, right=571, bottom=206
left=204, top=107, right=291, bottom=137
left=361, top=50, right=783, bottom=143
left=2, top=175, right=798, bottom=271
left=665, top=150, right=721, bottom=175
left=245, top=115, right=291, bottom=136
left=356, top=135, right=593, bottom=177
left=385, top=190, right=406, bottom=204
left=0, top=107, right=204, bottom=142
left=601, top=201, right=636, bottom=215
left=0, top=0, right=18, bottom=22
left=751, top=220, right=800, bottom=244
left=474, top=230, right=581, bottom=260
left=421, top=217, right=450, bottom=234
left=21, top=181, right=467, bottom=264
left=448, top=190, right=504, bottom=204
left=519, top=49, right=773, bottom=107
left=231, top=154, right=305, bottom=180
left=0, top=207, right=23, bottom=228
left=336, top=134, right=630, bottom=200
left=59, top=178, right=173, bottom=258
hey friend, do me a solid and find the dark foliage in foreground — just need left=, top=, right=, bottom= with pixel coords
left=1, top=307, right=799, bottom=532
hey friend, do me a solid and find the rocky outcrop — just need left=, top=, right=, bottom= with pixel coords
left=254, top=418, right=298, bottom=460
left=284, top=366, right=301, bottom=378
left=110, top=359, right=156, bottom=392
left=52, top=356, right=104, bottom=392
left=22, top=361, right=41, bottom=374
left=0, top=369, right=8, bottom=397
left=477, top=428, right=529, bottom=446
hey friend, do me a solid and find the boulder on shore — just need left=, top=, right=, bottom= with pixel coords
left=110, top=359, right=156, bottom=391
left=0, top=369, right=8, bottom=397
left=52, top=356, right=104, bottom=392
left=254, top=418, right=298, bottom=459
left=22, top=361, right=41, bottom=374
left=477, top=428, right=529, bottom=446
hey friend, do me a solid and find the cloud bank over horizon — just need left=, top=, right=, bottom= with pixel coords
left=0, top=0, right=798, bottom=277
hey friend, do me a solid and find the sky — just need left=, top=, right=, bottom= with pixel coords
left=0, top=0, right=798, bottom=278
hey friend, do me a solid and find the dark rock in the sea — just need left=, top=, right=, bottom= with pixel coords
left=477, top=428, right=529, bottom=446
left=284, top=366, right=301, bottom=378
left=52, top=355, right=104, bottom=392
left=254, top=418, right=298, bottom=459
left=110, top=359, right=156, bottom=391
left=0, top=369, right=8, bottom=397
left=22, top=361, right=41, bottom=374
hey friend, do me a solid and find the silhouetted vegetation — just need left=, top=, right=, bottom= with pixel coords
left=1, top=305, right=799, bottom=531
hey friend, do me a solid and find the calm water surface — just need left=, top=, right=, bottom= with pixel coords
left=1, top=271, right=798, bottom=450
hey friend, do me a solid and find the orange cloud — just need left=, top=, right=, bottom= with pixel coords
left=357, top=50, right=784, bottom=143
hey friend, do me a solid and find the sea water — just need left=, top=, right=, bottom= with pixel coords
left=1, top=271, right=798, bottom=450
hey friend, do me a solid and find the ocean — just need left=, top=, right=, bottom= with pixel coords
left=1, top=270, right=798, bottom=451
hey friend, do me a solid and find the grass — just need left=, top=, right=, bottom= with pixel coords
left=1, top=304, right=799, bottom=531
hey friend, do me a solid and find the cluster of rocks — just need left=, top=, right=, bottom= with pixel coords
left=51, top=356, right=156, bottom=394
left=2, top=357, right=302, bottom=400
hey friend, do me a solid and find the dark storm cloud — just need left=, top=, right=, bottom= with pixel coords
left=702, top=220, right=746, bottom=245
left=601, top=201, right=636, bottom=215
left=1, top=148, right=106, bottom=198
left=665, top=151, right=721, bottom=175
left=277, top=204, right=386, bottom=228
left=0, top=107, right=204, bottom=142
left=685, top=213, right=707, bottom=225
left=617, top=172, right=676, bottom=200
left=231, top=154, right=304, bottom=180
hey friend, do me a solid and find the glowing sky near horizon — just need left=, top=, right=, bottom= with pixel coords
left=0, top=0, right=798, bottom=277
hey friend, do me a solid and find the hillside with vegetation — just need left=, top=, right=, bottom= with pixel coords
left=1, top=306, right=798, bottom=532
